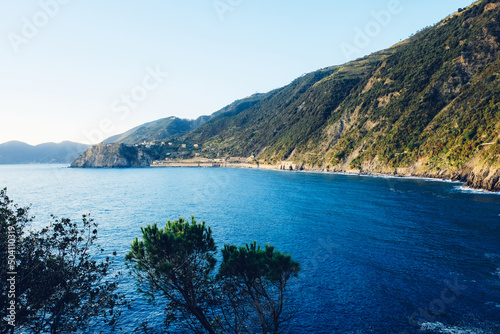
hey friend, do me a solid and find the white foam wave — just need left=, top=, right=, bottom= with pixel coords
left=486, top=301, right=500, bottom=308
left=485, top=253, right=500, bottom=260
left=295, top=169, right=462, bottom=183
left=420, top=322, right=485, bottom=334
left=458, top=186, right=500, bottom=195
left=293, top=170, right=500, bottom=195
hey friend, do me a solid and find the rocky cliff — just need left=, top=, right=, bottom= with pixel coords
left=183, top=0, right=500, bottom=191
left=70, top=144, right=152, bottom=168
left=72, top=0, right=500, bottom=191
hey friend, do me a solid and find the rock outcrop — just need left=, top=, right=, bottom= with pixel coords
left=70, top=144, right=151, bottom=168
left=460, top=165, right=500, bottom=192
left=71, top=1, right=500, bottom=192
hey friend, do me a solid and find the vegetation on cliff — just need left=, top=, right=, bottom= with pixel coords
left=72, top=0, right=500, bottom=191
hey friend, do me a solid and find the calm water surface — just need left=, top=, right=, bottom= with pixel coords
left=1, top=165, right=499, bottom=333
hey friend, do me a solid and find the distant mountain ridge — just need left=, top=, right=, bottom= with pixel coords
left=0, top=141, right=90, bottom=164
left=72, top=0, right=500, bottom=192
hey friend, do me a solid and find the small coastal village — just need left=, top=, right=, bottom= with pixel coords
left=151, top=156, right=299, bottom=170
left=108, top=139, right=300, bottom=170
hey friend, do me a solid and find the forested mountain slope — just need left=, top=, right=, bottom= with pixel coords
left=73, top=0, right=500, bottom=191
left=184, top=0, right=500, bottom=191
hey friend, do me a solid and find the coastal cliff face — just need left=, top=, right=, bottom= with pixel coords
left=71, top=0, right=500, bottom=191
left=184, top=0, right=500, bottom=192
left=70, top=144, right=151, bottom=168
left=459, top=165, right=500, bottom=191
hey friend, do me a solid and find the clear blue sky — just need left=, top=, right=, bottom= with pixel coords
left=0, top=0, right=476, bottom=145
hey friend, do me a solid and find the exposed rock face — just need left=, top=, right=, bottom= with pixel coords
left=70, top=144, right=151, bottom=168
left=70, top=1, right=500, bottom=192
left=183, top=0, right=500, bottom=192
left=460, top=166, right=500, bottom=192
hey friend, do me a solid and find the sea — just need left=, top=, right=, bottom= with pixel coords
left=1, top=164, right=499, bottom=334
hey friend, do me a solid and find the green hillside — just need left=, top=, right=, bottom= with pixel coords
left=103, top=117, right=202, bottom=145
left=72, top=0, right=500, bottom=191
left=187, top=49, right=397, bottom=159
left=182, top=0, right=500, bottom=190
left=103, top=94, right=267, bottom=145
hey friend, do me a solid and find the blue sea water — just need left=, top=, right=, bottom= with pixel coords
left=1, top=164, right=499, bottom=334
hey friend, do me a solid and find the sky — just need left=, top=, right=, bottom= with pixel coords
left=0, top=0, right=477, bottom=145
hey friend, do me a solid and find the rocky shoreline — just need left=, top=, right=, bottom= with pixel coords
left=149, top=159, right=500, bottom=193
left=70, top=145, right=499, bottom=192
